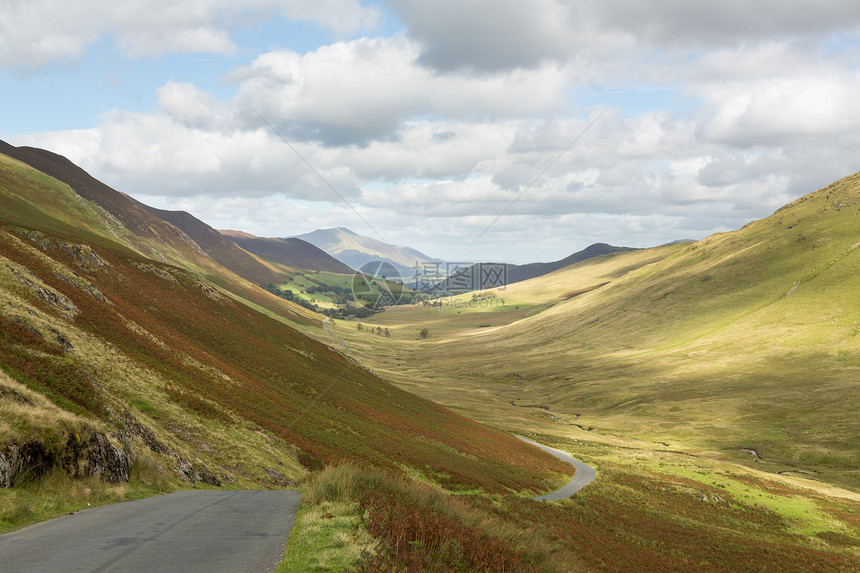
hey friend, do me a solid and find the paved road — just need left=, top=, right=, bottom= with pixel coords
left=0, top=490, right=300, bottom=573
left=516, top=436, right=597, bottom=501
left=323, top=316, right=347, bottom=348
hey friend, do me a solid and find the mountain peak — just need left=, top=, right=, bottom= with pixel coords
left=294, top=227, right=440, bottom=275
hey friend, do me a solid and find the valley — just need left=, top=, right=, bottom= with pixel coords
left=293, top=176, right=860, bottom=568
left=1, top=141, right=858, bottom=571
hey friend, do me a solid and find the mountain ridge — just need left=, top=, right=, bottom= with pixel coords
left=219, top=229, right=354, bottom=274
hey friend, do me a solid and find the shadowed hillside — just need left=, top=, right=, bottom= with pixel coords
left=220, top=229, right=354, bottom=274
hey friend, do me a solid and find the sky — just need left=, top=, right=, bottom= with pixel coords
left=3, top=1, right=860, bottom=264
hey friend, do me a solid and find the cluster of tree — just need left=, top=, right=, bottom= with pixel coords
left=471, top=291, right=497, bottom=300
left=305, top=284, right=352, bottom=296
left=357, top=323, right=391, bottom=337
left=321, top=305, right=377, bottom=319
left=263, top=279, right=425, bottom=320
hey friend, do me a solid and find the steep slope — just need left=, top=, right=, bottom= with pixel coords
left=220, top=230, right=354, bottom=274
left=0, top=148, right=572, bottom=506
left=0, top=140, right=318, bottom=326
left=138, top=205, right=289, bottom=286
left=295, top=227, right=440, bottom=276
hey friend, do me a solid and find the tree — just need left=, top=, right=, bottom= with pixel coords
left=357, top=323, right=363, bottom=331
left=419, top=328, right=430, bottom=339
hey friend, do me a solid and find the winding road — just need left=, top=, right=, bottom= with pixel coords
left=0, top=490, right=300, bottom=573
left=516, top=436, right=597, bottom=501
left=323, top=316, right=347, bottom=348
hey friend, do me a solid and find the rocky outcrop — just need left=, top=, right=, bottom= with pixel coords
left=176, top=456, right=220, bottom=486
left=110, top=406, right=221, bottom=486
left=5, top=263, right=80, bottom=319
left=56, top=242, right=108, bottom=269
left=59, top=433, right=130, bottom=483
left=111, top=406, right=170, bottom=455
left=54, top=272, right=107, bottom=302
left=1, top=433, right=130, bottom=488
left=0, top=441, right=51, bottom=487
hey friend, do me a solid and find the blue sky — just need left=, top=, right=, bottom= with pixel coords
left=3, top=1, right=860, bottom=263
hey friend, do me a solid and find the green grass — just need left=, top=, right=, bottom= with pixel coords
left=322, top=174, right=860, bottom=491
left=270, top=270, right=355, bottom=309
left=285, top=175, right=860, bottom=568
left=278, top=500, right=374, bottom=572
left=278, top=458, right=859, bottom=572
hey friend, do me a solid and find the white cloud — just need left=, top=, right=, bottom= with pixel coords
left=10, top=2, right=860, bottom=262
left=229, top=37, right=570, bottom=144
left=698, top=75, right=860, bottom=147
left=157, top=81, right=224, bottom=129
left=0, top=0, right=380, bottom=71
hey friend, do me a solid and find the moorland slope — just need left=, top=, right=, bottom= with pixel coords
left=0, top=146, right=573, bottom=533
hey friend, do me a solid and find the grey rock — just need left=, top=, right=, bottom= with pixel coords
left=0, top=441, right=52, bottom=487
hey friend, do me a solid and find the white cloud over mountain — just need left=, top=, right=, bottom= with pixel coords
left=6, top=1, right=860, bottom=262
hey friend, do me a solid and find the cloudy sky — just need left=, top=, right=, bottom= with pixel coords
left=3, top=1, right=860, bottom=263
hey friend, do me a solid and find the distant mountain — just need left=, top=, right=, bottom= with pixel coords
left=506, top=243, right=637, bottom=284
left=293, top=227, right=441, bottom=278
left=431, top=243, right=636, bottom=293
left=219, top=230, right=354, bottom=274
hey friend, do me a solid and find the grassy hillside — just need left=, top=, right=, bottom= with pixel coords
left=3, top=145, right=858, bottom=570
left=297, top=177, right=860, bottom=568
left=0, top=150, right=575, bottom=534
left=331, top=174, right=860, bottom=489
